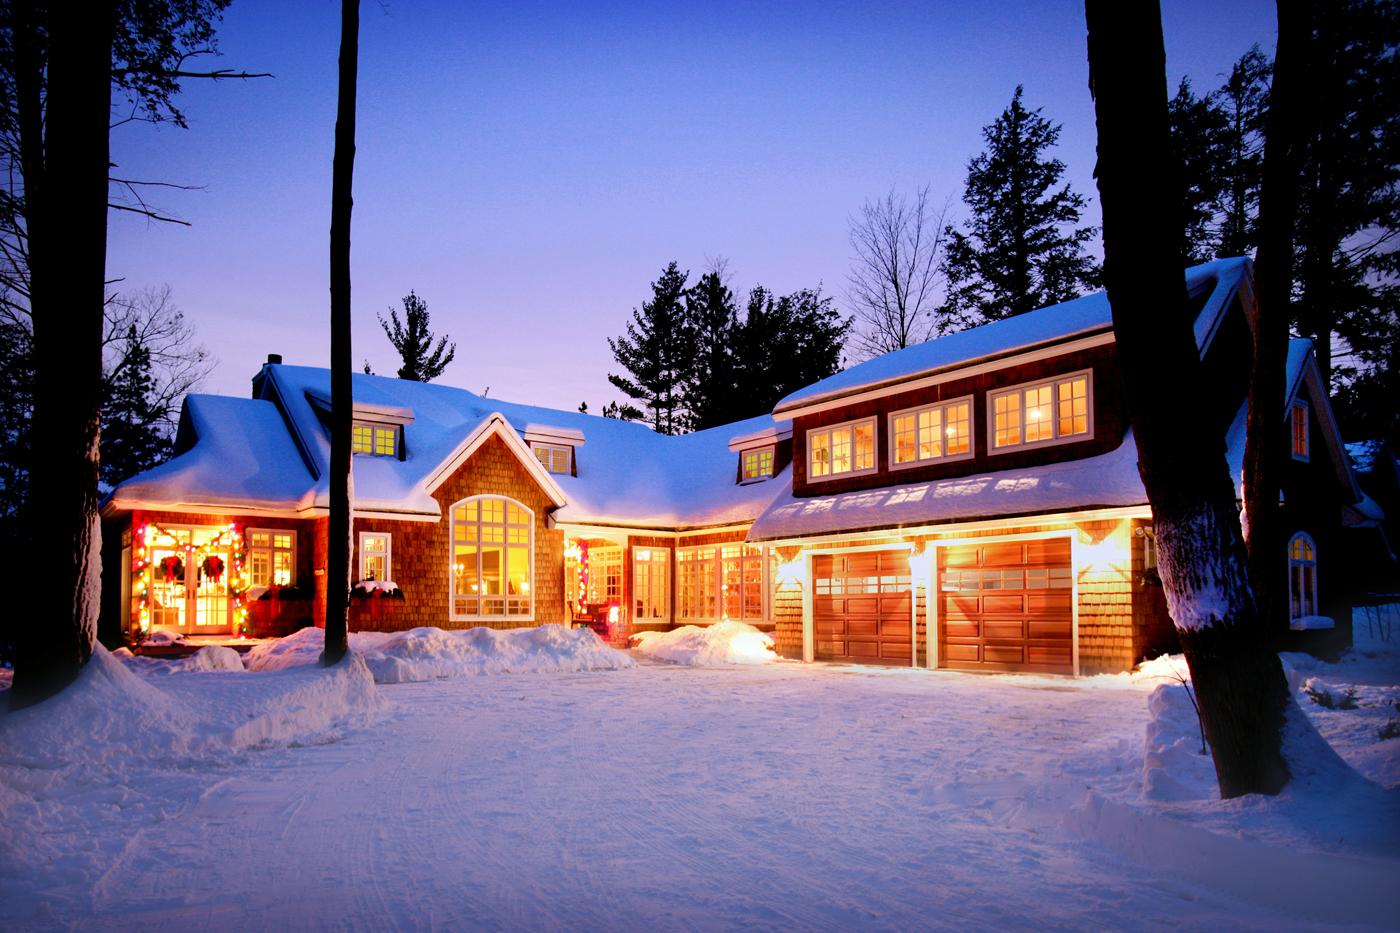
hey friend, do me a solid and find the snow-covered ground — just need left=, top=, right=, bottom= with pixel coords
left=1, top=624, right=1397, bottom=930
left=631, top=620, right=778, bottom=665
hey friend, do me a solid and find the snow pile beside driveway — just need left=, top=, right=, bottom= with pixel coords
left=631, top=620, right=777, bottom=665
left=119, top=644, right=247, bottom=676
left=246, top=624, right=635, bottom=683
left=1075, top=637, right=1400, bottom=928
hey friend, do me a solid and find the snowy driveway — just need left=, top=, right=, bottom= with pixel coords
left=7, top=659, right=1338, bottom=930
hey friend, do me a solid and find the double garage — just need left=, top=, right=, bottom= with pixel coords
left=811, top=538, right=1075, bottom=675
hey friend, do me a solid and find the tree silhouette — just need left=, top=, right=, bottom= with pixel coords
left=378, top=290, right=456, bottom=382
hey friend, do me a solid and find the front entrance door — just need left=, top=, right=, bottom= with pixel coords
left=147, top=526, right=233, bottom=636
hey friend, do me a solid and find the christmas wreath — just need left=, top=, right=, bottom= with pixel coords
left=201, top=555, right=225, bottom=583
left=160, top=555, right=185, bottom=583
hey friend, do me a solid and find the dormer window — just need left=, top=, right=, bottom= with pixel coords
left=533, top=443, right=572, bottom=475
left=352, top=421, right=398, bottom=457
left=1291, top=402, right=1309, bottom=461
left=741, top=446, right=775, bottom=482
left=808, top=417, right=876, bottom=480
left=989, top=371, right=1092, bottom=452
left=890, top=397, right=973, bottom=468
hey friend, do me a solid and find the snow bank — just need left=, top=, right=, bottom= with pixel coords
left=631, top=621, right=777, bottom=666
left=0, top=647, right=383, bottom=771
left=246, top=624, right=635, bottom=683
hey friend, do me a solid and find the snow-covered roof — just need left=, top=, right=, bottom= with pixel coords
left=108, top=395, right=317, bottom=514
left=747, top=431, right=1149, bottom=542
left=109, top=366, right=788, bottom=530
left=773, top=258, right=1251, bottom=416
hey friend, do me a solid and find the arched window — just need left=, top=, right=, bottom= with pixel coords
left=1288, top=532, right=1317, bottom=620
left=451, top=496, right=533, bottom=620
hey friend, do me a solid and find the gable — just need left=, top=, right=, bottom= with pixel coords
left=424, top=414, right=567, bottom=509
left=427, top=432, right=566, bottom=519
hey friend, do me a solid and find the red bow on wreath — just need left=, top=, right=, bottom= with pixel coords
left=160, top=555, right=184, bottom=583
left=201, top=555, right=225, bottom=583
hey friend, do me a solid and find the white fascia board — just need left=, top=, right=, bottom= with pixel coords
left=746, top=504, right=1153, bottom=547
left=423, top=413, right=569, bottom=508
left=523, top=424, right=586, bottom=446
left=773, top=331, right=1115, bottom=422
left=727, top=425, right=792, bottom=452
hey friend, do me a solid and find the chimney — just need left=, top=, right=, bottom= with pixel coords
left=267, top=353, right=283, bottom=365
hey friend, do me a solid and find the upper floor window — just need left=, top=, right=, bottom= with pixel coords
left=989, top=372, right=1092, bottom=452
left=359, top=531, right=391, bottom=582
left=533, top=442, right=572, bottom=474
left=1291, top=402, right=1310, bottom=461
left=451, top=495, right=532, bottom=620
left=742, top=446, right=775, bottom=482
left=890, top=397, right=973, bottom=469
left=352, top=421, right=398, bottom=457
left=1288, top=532, right=1318, bottom=619
left=248, top=529, right=295, bottom=587
left=808, top=418, right=876, bottom=480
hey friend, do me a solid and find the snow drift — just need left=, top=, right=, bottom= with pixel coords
left=631, top=621, right=778, bottom=665
left=245, top=624, right=635, bottom=683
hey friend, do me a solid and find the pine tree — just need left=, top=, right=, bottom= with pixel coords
left=683, top=269, right=741, bottom=430
left=99, top=326, right=171, bottom=489
left=1214, top=47, right=1272, bottom=258
left=734, top=285, right=851, bottom=415
left=607, top=262, right=692, bottom=435
left=379, top=290, right=456, bottom=382
left=938, top=86, right=1100, bottom=332
left=1168, top=77, right=1231, bottom=264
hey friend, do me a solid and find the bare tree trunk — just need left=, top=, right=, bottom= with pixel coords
left=323, top=0, right=359, bottom=666
left=10, top=4, right=115, bottom=708
left=1085, top=0, right=1290, bottom=798
left=1246, top=1, right=1314, bottom=631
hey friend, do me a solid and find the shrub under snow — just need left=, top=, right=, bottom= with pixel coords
left=631, top=621, right=778, bottom=666
left=245, top=624, right=635, bottom=683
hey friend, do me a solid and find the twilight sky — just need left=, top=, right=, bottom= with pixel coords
left=106, top=0, right=1277, bottom=411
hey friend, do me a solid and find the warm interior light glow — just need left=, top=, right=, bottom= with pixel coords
left=775, top=559, right=805, bottom=587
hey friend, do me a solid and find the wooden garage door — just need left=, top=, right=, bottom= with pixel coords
left=813, top=551, right=912, bottom=664
left=938, top=538, right=1073, bottom=674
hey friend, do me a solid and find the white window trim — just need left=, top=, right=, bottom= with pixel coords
left=676, top=543, right=769, bottom=623
left=986, top=369, right=1095, bottom=455
left=357, top=531, right=392, bottom=583
left=806, top=416, right=879, bottom=483
left=531, top=442, right=573, bottom=474
left=741, top=445, right=776, bottom=484
left=247, top=527, right=297, bottom=588
left=1287, top=531, right=1319, bottom=621
left=1291, top=402, right=1310, bottom=462
left=887, top=395, right=977, bottom=472
left=632, top=546, right=671, bottom=622
left=448, top=495, right=535, bottom=623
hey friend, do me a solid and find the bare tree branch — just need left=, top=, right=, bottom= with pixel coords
left=846, top=185, right=952, bottom=359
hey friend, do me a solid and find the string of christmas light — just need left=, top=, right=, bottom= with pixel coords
left=132, top=520, right=249, bottom=637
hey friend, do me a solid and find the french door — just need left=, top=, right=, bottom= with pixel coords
left=147, top=526, right=233, bottom=635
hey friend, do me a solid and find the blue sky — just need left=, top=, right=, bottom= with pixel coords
left=106, top=0, right=1277, bottom=411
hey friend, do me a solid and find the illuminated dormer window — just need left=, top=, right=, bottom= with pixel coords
left=352, top=422, right=398, bottom=457
left=532, top=443, right=572, bottom=474
left=989, top=371, right=1092, bottom=452
left=741, top=446, right=775, bottom=482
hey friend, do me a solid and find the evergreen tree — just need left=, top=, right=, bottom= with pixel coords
left=682, top=268, right=741, bottom=430
left=99, top=326, right=170, bottom=489
left=938, top=86, right=1100, bottom=332
left=378, top=291, right=456, bottom=382
left=1167, top=76, right=1231, bottom=264
left=1214, top=46, right=1272, bottom=258
left=734, top=285, right=851, bottom=414
left=607, top=262, right=692, bottom=435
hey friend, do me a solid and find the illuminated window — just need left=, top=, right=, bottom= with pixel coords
left=990, top=372, right=1092, bottom=451
left=248, top=529, right=296, bottom=587
left=677, top=547, right=718, bottom=620
left=807, top=418, right=876, bottom=480
left=533, top=443, right=572, bottom=474
left=722, top=544, right=766, bottom=621
left=585, top=546, right=623, bottom=604
left=742, top=446, right=775, bottom=482
left=633, top=547, right=670, bottom=621
left=359, top=531, right=391, bottom=582
left=890, top=397, right=973, bottom=468
left=1288, top=533, right=1318, bottom=620
left=451, top=496, right=533, bottom=620
left=352, top=421, right=398, bottom=457
left=1291, top=403, right=1309, bottom=461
